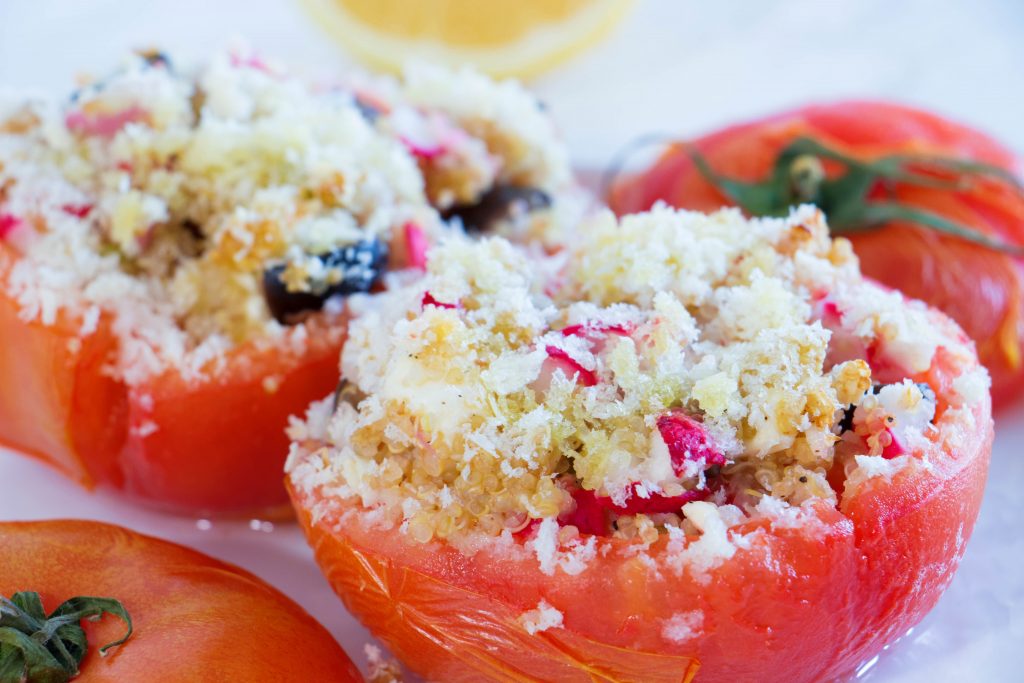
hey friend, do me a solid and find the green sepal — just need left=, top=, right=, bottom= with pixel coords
left=51, top=598, right=132, bottom=655
left=0, top=627, right=66, bottom=683
left=690, top=135, right=1024, bottom=255
left=0, top=592, right=132, bottom=683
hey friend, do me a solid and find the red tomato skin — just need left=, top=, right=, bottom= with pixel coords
left=0, top=244, right=343, bottom=515
left=0, top=519, right=362, bottom=682
left=289, top=311, right=991, bottom=683
left=609, top=101, right=1024, bottom=408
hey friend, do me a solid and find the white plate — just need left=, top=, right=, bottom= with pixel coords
left=1, top=1, right=1021, bottom=679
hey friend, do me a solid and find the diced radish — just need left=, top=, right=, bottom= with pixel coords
left=656, top=411, right=726, bottom=476
left=559, top=322, right=633, bottom=356
left=513, top=518, right=541, bottom=538
left=61, top=203, right=94, bottom=219
left=0, top=214, right=22, bottom=239
left=399, top=135, right=444, bottom=160
left=560, top=322, right=632, bottom=339
left=65, top=106, right=148, bottom=138
left=421, top=292, right=457, bottom=310
left=560, top=487, right=609, bottom=536
left=543, top=346, right=597, bottom=387
left=230, top=52, right=272, bottom=73
left=881, top=427, right=906, bottom=459
left=596, top=485, right=709, bottom=515
left=404, top=222, right=429, bottom=270
left=811, top=291, right=843, bottom=322
left=865, top=340, right=908, bottom=384
left=821, top=300, right=842, bottom=322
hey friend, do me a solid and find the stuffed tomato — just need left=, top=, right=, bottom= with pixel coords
left=608, top=101, right=1024, bottom=408
left=0, top=519, right=361, bottom=682
left=288, top=205, right=992, bottom=682
left=0, top=48, right=578, bottom=514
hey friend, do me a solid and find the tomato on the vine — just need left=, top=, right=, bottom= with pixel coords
left=0, top=519, right=362, bottom=682
left=609, top=101, right=1024, bottom=408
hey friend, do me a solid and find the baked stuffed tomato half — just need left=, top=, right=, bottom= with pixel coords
left=0, top=47, right=579, bottom=514
left=287, top=206, right=992, bottom=682
left=607, top=101, right=1024, bottom=408
left=0, top=519, right=361, bottom=682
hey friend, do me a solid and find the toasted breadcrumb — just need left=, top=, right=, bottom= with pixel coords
left=519, top=599, right=565, bottom=635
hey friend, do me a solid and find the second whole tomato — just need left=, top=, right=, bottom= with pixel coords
left=609, top=101, right=1024, bottom=408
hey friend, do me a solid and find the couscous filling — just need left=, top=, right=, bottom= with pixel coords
left=288, top=205, right=978, bottom=547
left=0, top=48, right=578, bottom=382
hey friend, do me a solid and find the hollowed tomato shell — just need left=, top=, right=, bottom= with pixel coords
left=608, top=101, right=1024, bottom=409
left=289, top=313, right=992, bottom=682
left=0, top=243, right=343, bottom=515
left=0, top=519, right=362, bottom=682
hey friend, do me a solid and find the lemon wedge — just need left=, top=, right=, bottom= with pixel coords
left=299, top=0, right=635, bottom=78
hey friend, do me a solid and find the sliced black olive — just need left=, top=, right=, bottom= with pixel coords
left=263, top=239, right=388, bottom=324
left=838, top=406, right=856, bottom=433
left=444, top=185, right=551, bottom=233
left=321, top=239, right=389, bottom=293
left=262, top=270, right=323, bottom=323
left=181, top=219, right=203, bottom=241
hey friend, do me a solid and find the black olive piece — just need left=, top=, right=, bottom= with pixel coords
left=837, top=405, right=856, bottom=433
left=262, top=268, right=324, bottom=323
left=181, top=219, right=203, bottom=241
left=332, top=379, right=367, bottom=412
left=263, top=239, right=388, bottom=324
left=444, top=185, right=552, bottom=233
left=321, top=239, right=389, bottom=293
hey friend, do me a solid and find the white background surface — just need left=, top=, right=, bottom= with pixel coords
left=1, top=1, right=1022, bottom=680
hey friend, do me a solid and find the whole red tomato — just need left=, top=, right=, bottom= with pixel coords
left=0, top=519, right=362, bottom=682
left=608, top=102, right=1024, bottom=408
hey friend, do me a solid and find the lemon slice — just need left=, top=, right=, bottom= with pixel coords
left=300, top=0, right=635, bottom=78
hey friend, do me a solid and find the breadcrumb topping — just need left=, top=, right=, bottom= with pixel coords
left=0, top=48, right=578, bottom=383
left=288, top=204, right=983, bottom=560
left=518, top=599, right=565, bottom=635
